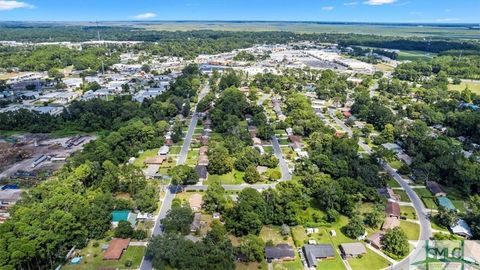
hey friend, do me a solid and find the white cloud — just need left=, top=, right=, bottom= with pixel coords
left=363, top=0, right=396, bottom=5
left=344, top=1, right=359, bottom=6
left=322, top=6, right=334, bottom=11
left=435, top=18, right=460, bottom=22
left=131, top=12, right=157, bottom=19
left=0, top=0, right=34, bottom=11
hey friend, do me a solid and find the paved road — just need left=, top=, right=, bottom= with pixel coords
left=327, top=111, right=432, bottom=270
left=271, top=136, right=292, bottom=181
left=140, top=83, right=210, bottom=270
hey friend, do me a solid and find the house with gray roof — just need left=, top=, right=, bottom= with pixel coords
left=265, top=244, right=295, bottom=262
left=340, top=243, right=367, bottom=259
left=303, top=244, right=335, bottom=268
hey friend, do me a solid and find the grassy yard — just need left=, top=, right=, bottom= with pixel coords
left=186, top=148, right=200, bottom=166
left=400, top=206, right=417, bottom=220
left=397, top=50, right=436, bottom=61
left=388, top=160, right=403, bottom=170
left=316, top=256, right=346, bottom=270
left=348, top=248, right=391, bottom=270
left=170, top=146, right=182, bottom=155
left=448, top=81, right=480, bottom=95
left=387, top=178, right=401, bottom=188
left=133, top=148, right=159, bottom=168
left=204, top=170, right=245, bottom=185
left=413, top=187, right=438, bottom=210
left=260, top=226, right=295, bottom=247
left=273, top=260, right=304, bottom=270
left=62, top=241, right=145, bottom=270
left=395, top=189, right=411, bottom=202
left=400, top=221, right=420, bottom=240
left=236, top=261, right=267, bottom=270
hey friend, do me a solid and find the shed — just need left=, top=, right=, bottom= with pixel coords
left=265, top=244, right=295, bottom=262
left=103, top=238, right=130, bottom=260
left=340, top=243, right=367, bottom=258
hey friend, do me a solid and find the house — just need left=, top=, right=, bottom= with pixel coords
left=198, top=155, right=209, bottom=166
left=144, top=156, right=165, bottom=165
left=381, top=143, right=402, bottom=152
left=189, top=193, right=203, bottom=211
left=158, top=145, right=170, bottom=156
left=367, top=232, right=384, bottom=249
left=195, top=165, right=208, bottom=180
left=199, top=146, right=209, bottom=156
left=382, top=217, right=400, bottom=230
left=265, top=244, right=295, bottom=262
left=378, top=187, right=400, bottom=201
left=190, top=213, right=203, bottom=232
left=256, top=166, right=268, bottom=175
left=340, top=243, right=367, bottom=259
left=103, top=238, right=130, bottom=260
left=303, top=244, right=335, bottom=268
left=342, top=111, right=352, bottom=118
left=450, top=219, right=473, bottom=238
left=426, top=181, right=447, bottom=197
left=386, top=201, right=401, bottom=218
left=437, top=196, right=457, bottom=211
left=0, top=189, right=22, bottom=207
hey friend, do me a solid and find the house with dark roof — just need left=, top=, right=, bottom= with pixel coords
left=265, top=244, right=295, bottom=262
left=195, top=164, right=208, bottom=180
left=386, top=201, right=401, bottom=218
left=340, top=243, right=367, bottom=259
left=190, top=213, right=203, bottom=232
left=426, top=181, right=447, bottom=197
left=303, top=244, right=335, bottom=268
left=378, top=187, right=400, bottom=201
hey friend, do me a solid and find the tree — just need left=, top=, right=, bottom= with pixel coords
left=203, top=182, right=228, bottom=213
left=161, top=205, right=194, bottom=235
left=141, top=64, right=151, bottom=73
left=244, top=165, right=261, bottom=184
left=169, top=165, right=199, bottom=185
left=114, top=221, right=134, bottom=238
left=239, top=235, right=265, bottom=262
left=343, top=215, right=365, bottom=239
left=434, top=206, right=459, bottom=228
left=381, top=227, right=409, bottom=257
left=364, top=209, right=383, bottom=229
left=219, top=69, right=241, bottom=91
left=208, top=146, right=234, bottom=175
left=134, top=185, right=159, bottom=213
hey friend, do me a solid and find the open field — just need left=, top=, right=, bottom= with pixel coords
left=204, top=170, right=245, bottom=185
left=136, top=22, right=480, bottom=39
left=349, top=248, right=391, bottom=270
left=133, top=148, right=159, bottom=167
left=400, top=206, right=417, bottom=220
left=397, top=50, right=437, bottom=61
left=448, top=81, right=480, bottom=95
left=400, top=221, right=420, bottom=240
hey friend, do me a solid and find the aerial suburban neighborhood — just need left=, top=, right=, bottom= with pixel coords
left=0, top=1, right=480, bottom=270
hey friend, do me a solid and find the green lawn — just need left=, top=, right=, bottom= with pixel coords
left=389, top=160, right=403, bottom=170
left=400, top=221, right=420, bottom=240
left=260, top=226, right=295, bottom=246
left=400, top=206, right=417, bottom=220
left=170, top=146, right=182, bottom=155
left=448, top=81, right=480, bottom=95
left=273, top=259, right=304, bottom=270
left=186, top=149, right=200, bottom=166
left=133, top=148, right=159, bottom=168
left=62, top=241, right=145, bottom=270
left=395, top=189, right=411, bottom=202
left=348, top=248, right=391, bottom=270
left=387, top=178, right=401, bottom=188
left=397, top=50, right=436, bottom=61
left=413, top=188, right=438, bottom=210
left=204, top=170, right=245, bottom=185
left=316, top=256, right=346, bottom=270
left=236, top=261, right=268, bottom=270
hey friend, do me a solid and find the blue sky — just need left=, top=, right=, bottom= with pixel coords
left=0, top=0, right=479, bottom=23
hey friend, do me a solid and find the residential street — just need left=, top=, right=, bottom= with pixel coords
left=326, top=110, right=432, bottom=270
left=271, top=135, right=292, bottom=181
left=140, top=83, right=210, bottom=270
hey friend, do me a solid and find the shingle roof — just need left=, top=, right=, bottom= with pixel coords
left=103, top=238, right=130, bottom=260
left=340, top=243, right=367, bottom=256
left=426, top=181, right=446, bottom=196
left=303, top=244, right=335, bottom=267
left=386, top=201, right=400, bottom=217
left=265, top=244, right=295, bottom=260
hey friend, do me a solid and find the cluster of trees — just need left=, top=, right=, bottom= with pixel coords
left=146, top=222, right=236, bottom=269
left=394, top=55, right=480, bottom=80
left=351, top=91, right=396, bottom=130
left=343, top=45, right=398, bottom=60
left=0, top=65, right=204, bottom=269
left=314, top=70, right=350, bottom=104
left=0, top=45, right=119, bottom=72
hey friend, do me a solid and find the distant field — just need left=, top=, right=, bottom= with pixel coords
left=139, top=22, right=480, bottom=39
left=397, top=50, right=437, bottom=61
left=448, top=81, right=480, bottom=95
